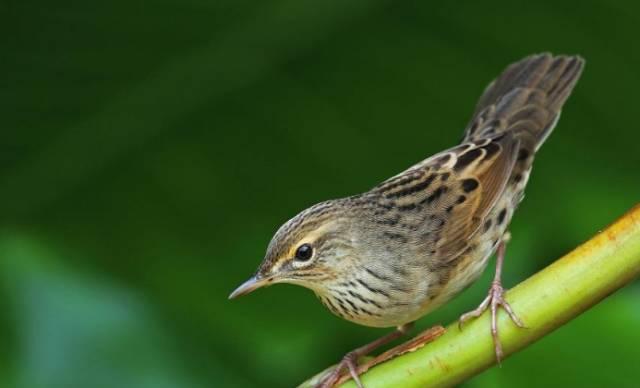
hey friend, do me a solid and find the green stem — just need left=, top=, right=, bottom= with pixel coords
left=300, top=204, right=640, bottom=388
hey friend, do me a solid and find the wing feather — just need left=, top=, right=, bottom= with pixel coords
left=371, top=133, right=519, bottom=263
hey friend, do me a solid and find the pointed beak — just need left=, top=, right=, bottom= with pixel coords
left=228, top=275, right=271, bottom=299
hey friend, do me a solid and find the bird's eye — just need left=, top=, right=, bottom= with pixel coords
left=295, top=243, right=313, bottom=261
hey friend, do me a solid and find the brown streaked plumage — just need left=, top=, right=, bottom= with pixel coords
left=230, top=53, right=584, bottom=387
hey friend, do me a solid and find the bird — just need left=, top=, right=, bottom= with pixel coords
left=229, top=53, right=584, bottom=387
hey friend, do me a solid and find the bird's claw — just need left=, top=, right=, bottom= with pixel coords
left=316, top=351, right=363, bottom=388
left=458, top=280, right=525, bottom=363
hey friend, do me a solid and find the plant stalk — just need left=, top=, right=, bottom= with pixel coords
left=300, top=204, right=640, bottom=387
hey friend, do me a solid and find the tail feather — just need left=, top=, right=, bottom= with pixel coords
left=462, top=53, right=584, bottom=153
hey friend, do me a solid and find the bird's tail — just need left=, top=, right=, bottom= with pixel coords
left=462, top=53, right=584, bottom=154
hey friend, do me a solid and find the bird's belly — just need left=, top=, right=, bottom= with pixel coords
left=317, top=243, right=500, bottom=328
left=433, top=241, right=497, bottom=305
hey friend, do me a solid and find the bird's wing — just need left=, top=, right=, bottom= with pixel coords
left=373, top=133, right=519, bottom=263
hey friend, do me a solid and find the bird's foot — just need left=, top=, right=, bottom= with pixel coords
left=314, top=323, right=415, bottom=387
left=331, top=325, right=445, bottom=386
left=458, top=279, right=525, bottom=363
left=316, top=351, right=363, bottom=388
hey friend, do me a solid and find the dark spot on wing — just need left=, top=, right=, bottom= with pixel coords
left=483, top=141, right=500, bottom=159
left=385, top=175, right=436, bottom=199
left=461, top=178, right=479, bottom=192
left=517, top=148, right=530, bottom=161
left=454, top=148, right=483, bottom=171
left=497, top=208, right=507, bottom=224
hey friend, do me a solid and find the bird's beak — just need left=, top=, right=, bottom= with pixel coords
left=228, top=275, right=271, bottom=299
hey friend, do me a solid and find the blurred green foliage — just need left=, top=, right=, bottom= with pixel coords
left=1, top=0, right=639, bottom=387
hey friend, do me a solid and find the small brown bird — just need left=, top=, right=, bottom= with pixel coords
left=230, top=53, right=584, bottom=387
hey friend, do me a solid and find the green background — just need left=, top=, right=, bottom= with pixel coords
left=2, top=0, right=639, bottom=387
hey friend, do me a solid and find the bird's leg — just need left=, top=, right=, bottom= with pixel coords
left=333, top=325, right=446, bottom=386
left=458, top=233, right=525, bottom=363
left=317, top=322, right=414, bottom=388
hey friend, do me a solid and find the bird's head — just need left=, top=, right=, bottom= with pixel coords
left=229, top=200, right=360, bottom=299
